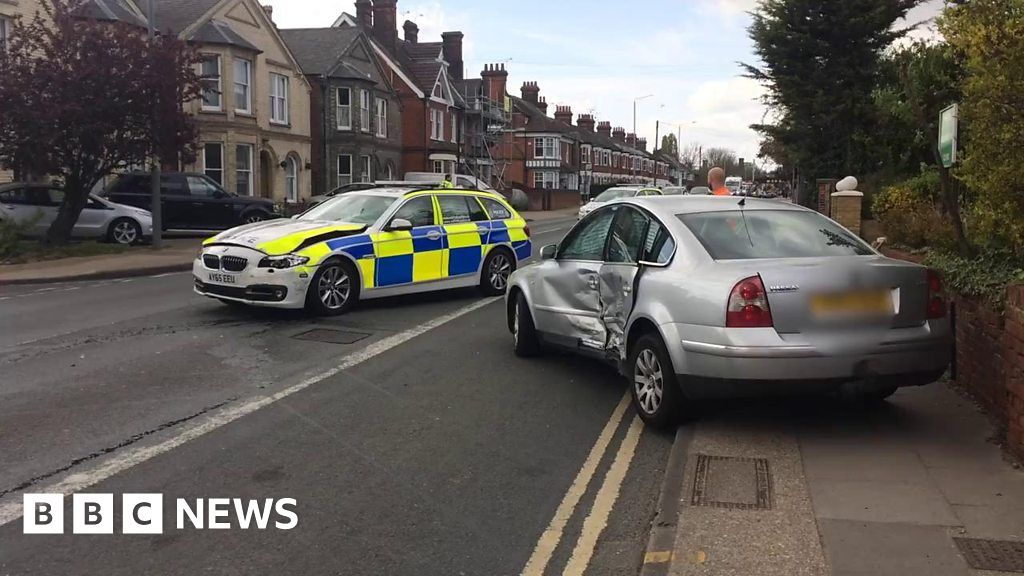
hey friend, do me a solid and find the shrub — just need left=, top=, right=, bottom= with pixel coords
left=926, top=248, right=1024, bottom=306
left=0, top=216, right=37, bottom=260
left=872, top=171, right=956, bottom=250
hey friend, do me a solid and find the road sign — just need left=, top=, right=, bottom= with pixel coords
left=939, top=104, right=959, bottom=168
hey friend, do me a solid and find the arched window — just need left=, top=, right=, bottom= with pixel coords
left=285, top=156, right=298, bottom=202
left=385, top=162, right=395, bottom=181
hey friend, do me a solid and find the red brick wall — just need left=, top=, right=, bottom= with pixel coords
left=524, top=189, right=580, bottom=211
left=954, top=286, right=1024, bottom=460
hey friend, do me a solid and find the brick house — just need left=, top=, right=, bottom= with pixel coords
left=334, top=0, right=465, bottom=177
left=280, top=26, right=402, bottom=194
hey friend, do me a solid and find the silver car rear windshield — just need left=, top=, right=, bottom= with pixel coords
left=299, top=194, right=395, bottom=224
left=678, top=210, right=874, bottom=260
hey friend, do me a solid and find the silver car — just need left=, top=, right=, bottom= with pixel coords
left=506, top=196, right=951, bottom=428
left=0, top=183, right=152, bottom=244
left=579, top=186, right=662, bottom=219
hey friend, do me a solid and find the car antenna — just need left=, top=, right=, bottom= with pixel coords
left=737, top=197, right=754, bottom=248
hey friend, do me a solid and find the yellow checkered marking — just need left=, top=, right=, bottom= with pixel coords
left=371, top=231, right=414, bottom=257
left=444, top=223, right=483, bottom=248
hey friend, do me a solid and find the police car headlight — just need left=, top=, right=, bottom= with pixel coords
left=258, top=254, right=310, bottom=269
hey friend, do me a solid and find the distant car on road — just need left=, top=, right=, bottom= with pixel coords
left=725, top=176, right=743, bottom=195
left=661, top=187, right=687, bottom=196
left=578, top=186, right=661, bottom=219
left=102, top=172, right=277, bottom=230
left=0, top=183, right=152, bottom=244
left=687, top=186, right=712, bottom=195
left=506, top=196, right=951, bottom=428
left=194, top=188, right=531, bottom=315
left=308, top=182, right=380, bottom=207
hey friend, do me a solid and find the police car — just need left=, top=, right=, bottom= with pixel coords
left=194, top=188, right=532, bottom=315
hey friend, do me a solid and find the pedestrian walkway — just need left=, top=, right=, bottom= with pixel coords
left=0, top=238, right=200, bottom=285
left=652, top=381, right=1024, bottom=576
left=521, top=206, right=579, bottom=222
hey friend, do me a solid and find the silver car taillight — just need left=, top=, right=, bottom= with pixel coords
left=726, top=275, right=774, bottom=328
left=926, top=269, right=947, bottom=319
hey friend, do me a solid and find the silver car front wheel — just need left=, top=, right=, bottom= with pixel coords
left=306, top=260, right=359, bottom=316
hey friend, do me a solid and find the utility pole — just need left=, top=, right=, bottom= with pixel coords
left=147, top=0, right=162, bottom=249
left=653, top=120, right=660, bottom=186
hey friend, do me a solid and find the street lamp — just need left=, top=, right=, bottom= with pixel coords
left=632, top=94, right=653, bottom=142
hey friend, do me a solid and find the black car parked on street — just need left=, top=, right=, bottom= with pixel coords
left=102, top=172, right=278, bottom=230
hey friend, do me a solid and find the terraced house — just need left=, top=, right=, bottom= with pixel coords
left=280, top=26, right=402, bottom=194
left=156, top=0, right=312, bottom=204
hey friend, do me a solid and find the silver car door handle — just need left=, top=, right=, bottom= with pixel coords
left=426, top=230, right=442, bottom=240
left=623, top=284, right=632, bottom=294
left=587, top=276, right=599, bottom=289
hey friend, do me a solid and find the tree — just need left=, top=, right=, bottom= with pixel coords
left=941, top=0, right=1024, bottom=254
left=0, top=0, right=202, bottom=244
left=703, top=147, right=740, bottom=176
left=743, top=0, right=920, bottom=199
left=659, top=133, right=678, bottom=157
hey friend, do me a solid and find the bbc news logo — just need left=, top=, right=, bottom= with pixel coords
left=23, top=494, right=298, bottom=534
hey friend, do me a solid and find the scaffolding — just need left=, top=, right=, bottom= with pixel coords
left=461, top=92, right=512, bottom=190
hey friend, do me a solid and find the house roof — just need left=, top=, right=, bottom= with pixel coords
left=397, top=42, right=443, bottom=93
left=510, top=95, right=574, bottom=135
left=70, top=0, right=148, bottom=27
left=189, top=19, right=260, bottom=51
left=279, top=28, right=368, bottom=79
left=152, top=0, right=220, bottom=34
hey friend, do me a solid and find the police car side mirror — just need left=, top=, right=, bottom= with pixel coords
left=387, top=218, right=413, bottom=232
left=540, top=244, right=557, bottom=260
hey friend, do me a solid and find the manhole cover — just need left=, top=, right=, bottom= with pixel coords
left=955, top=537, right=1024, bottom=572
left=690, top=454, right=773, bottom=510
left=292, top=328, right=371, bottom=345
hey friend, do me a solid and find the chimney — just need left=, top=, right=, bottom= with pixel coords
left=597, top=121, right=612, bottom=138
left=372, top=0, right=398, bottom=53
left=403, top=20, right=418, bottom=43
left=626, top=133, right=637, bottom=148
left=521, top=81, right=539, bottom=104
left=261, top=4, right=273, bottom=22
left=441, top=31, right=464, bottom=81
left=481, top=63, right=508, bottom=103
left=537, top=97, right=548, bottom=116
left=613, top=127, right=626, bottom=142
left=554, top=105, right=573, bottom=125
left=638, top=137, right=647, bottom=152
left=577, top=114, right=596, bottom=132
left=355, top=0, right=372, bottom=27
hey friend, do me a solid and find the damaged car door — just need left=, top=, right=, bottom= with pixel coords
left=599, top=206, right=650, bottom=360
left=533, top=208, right=617, bottom=350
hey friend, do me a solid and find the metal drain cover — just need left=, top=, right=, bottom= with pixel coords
left=690, top=454, right=773, bottom=510
left=955, top=537, right=1024, bottom=572
left=292, top=328, right=370, bottom=345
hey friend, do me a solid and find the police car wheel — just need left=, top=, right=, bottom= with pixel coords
left=481, top=249, right=515, bottom=296
left=306, top=259, right=358, bottom=316
left=512, top=292, right=541, bottom=357
left=629, top=334, right=682, bottom=430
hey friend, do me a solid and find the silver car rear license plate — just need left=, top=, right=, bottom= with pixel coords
left=208, top=273, right=236, bottom=284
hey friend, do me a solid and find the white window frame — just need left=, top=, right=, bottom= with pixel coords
left=533, top=171, right=558, bottom=189
left=336, top=87, right=352, bottom=130
left=432, top=160, right=445, bottom=174
left=360, top=89, right=371, bottom=133
left=235, top=144, right=253, bottom=196
left=581, top=145, right=591, bottom=165
left=430, top=109, right=443, bottom=141
left=269, top=73, right=289, bottom=125
left=360, top=155, right=371, bottom=183
left=450, top=114, right=457, bottom=143
left=200, top=54, right=222, bottom=111
left=375, top=98, right=387, bottom=138
left=338, top=154, right=352, bottom=186
left=534, top=137, right=559, bottom=160
left=202, top=142, right=224, bottom=184
left=234, top=58, right=252, bottom=114
left=284, top=156, right=298, bottom=202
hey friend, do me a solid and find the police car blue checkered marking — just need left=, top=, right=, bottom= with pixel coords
left=513, top=240, right=532, bottom=261
left=327, top=234, right=374, bottom=259
left=411, top=226, right=447, bottom=253
left=377, top=254, right=414, bottom=286
left=448, top=246, right=481, bottom=276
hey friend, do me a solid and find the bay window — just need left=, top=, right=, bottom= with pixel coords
left=269, top=73, right=289, bottom=124
left=200, top=55, right=221, bottom=111
left=233, top=58, right=251, bottom=113
left=235, top=144, right=252, bottom=196
left=376, top=98, right=387, bottom=138
left=337, top=87, right=351, bottom=130
left=338, top=154, right=352, bottom=185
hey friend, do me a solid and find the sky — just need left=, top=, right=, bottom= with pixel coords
left=266, top=0, right=944, bottom=167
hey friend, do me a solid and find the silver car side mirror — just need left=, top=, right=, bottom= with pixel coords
left=540, top=244, right=557, bottom=260
left=388, top=218, right=413, bottom=232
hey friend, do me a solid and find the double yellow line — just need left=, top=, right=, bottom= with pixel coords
left=520, top=391, right=644, bottom=576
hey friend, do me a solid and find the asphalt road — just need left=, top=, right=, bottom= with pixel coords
left=0, top=217, right=674, bottom=576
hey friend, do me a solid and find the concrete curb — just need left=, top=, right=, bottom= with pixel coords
left=0, top=262, right=193, bottom=286
left=640, top=425, right=693, bottom=576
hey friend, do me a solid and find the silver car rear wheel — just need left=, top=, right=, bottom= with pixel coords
left=108, top=218, right=141, bottom=245
left=634, top=348, right=664, bottom=415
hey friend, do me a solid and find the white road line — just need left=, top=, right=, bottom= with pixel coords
left=563, top=415, right=644, bottom=576
left=0, top=296, right=503, bottom=527
left=520, top=391, right=632, bottom=576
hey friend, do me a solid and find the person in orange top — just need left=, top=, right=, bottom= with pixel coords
left=708, top=167, right=731, bottom=196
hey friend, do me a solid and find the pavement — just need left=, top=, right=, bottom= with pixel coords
left=0, top=207, right=579, bottom=285
left=649, top=383, right=1024, bottom=576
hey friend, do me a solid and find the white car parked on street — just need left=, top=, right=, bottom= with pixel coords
left=0, top=183, right=153, bottom=244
